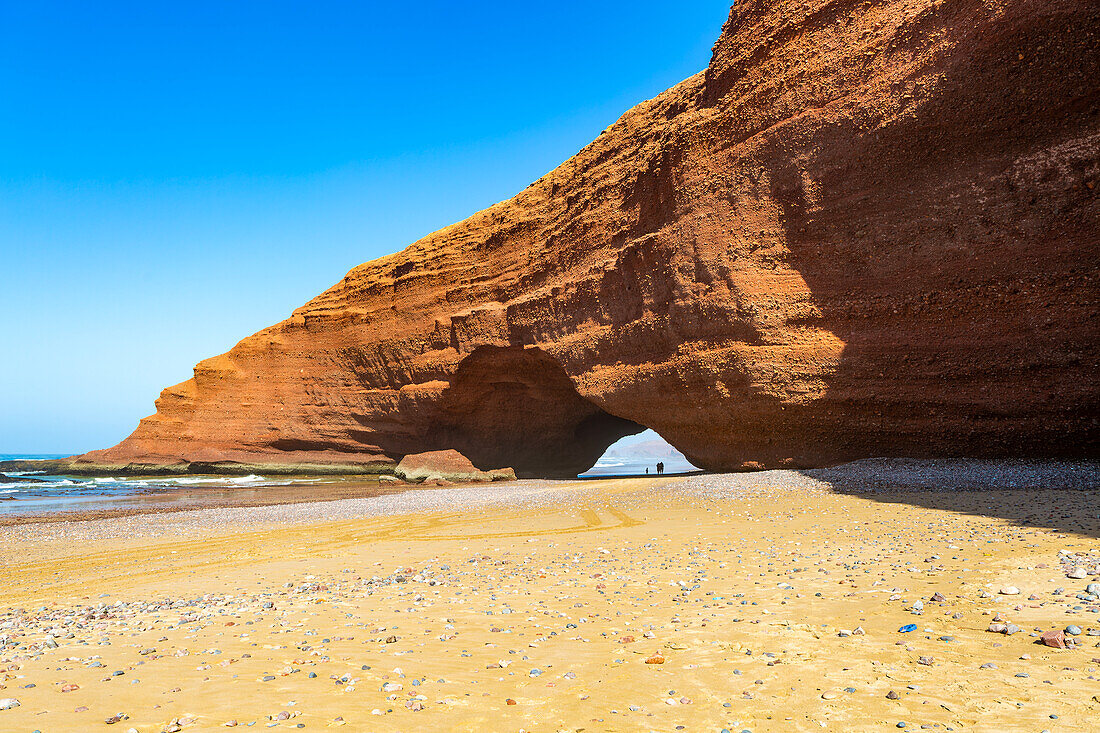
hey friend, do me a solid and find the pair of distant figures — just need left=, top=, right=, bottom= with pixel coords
left=645, top=462, right=665, bottom=475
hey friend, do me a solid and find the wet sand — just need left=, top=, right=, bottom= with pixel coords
left=0, top=462, right=1097, bottom=732
left=0, top=480, right=408, bottom=527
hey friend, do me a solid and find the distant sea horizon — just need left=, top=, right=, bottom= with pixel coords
left=0, top=453, right=71, bottom=461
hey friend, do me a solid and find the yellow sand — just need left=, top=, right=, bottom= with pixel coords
left=1, top=476, right=1097, bottom=732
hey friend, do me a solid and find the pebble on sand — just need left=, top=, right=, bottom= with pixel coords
left=1040, top=630, right=1068, bottom=649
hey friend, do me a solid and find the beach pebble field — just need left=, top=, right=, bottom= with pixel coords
left=0, top=460, right=1097, bottom=732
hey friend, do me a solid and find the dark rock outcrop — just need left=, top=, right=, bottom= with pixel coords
left=394, top=450, right=516, bottom=484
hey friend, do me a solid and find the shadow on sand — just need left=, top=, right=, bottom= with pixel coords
left=570, top=459, right=1099, bottom=539
left=798, top=458, right=1100, bottom=540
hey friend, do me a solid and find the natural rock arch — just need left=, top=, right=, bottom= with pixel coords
left=77, top=0, right=1099, bottom=476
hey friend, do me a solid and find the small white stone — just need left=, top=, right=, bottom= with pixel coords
left=999, top=586, right=1020, bottom=595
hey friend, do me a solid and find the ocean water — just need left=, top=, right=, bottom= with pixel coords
left=0, top=454, right=333, bottom=516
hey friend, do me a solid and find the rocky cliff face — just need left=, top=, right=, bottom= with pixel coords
left=82, top=0, right=1099, bottom=476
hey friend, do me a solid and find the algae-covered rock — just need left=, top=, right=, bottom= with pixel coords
left=395, top=450, right=515, bottom=484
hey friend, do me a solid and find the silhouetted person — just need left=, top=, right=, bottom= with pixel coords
left=645, top=467, right=649, bottom=475
left=656, top=462, right=664, bottom=475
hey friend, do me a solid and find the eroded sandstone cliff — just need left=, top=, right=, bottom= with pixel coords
left=81, top=0, right=1099, bottom=476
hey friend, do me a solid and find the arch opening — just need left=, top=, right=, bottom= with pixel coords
left=579, top=428, right=702, bottom=478
left=428, top=345, right=646, bottom=478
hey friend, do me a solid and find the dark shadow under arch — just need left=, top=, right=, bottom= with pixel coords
left=427, top=345, right=646, bottom=478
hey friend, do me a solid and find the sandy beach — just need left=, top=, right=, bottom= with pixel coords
left=1, top=460, right=1097, bottom=732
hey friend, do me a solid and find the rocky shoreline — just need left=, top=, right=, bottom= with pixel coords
left=0, top=457, right=395, bottom=477
left=0, top=447, right=520, bottom=481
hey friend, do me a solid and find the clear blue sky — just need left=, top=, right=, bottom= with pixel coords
left=0, top=1, right=730, bottom=454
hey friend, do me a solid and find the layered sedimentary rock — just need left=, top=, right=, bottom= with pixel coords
left=82, top=0, right=1099, bottom=476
